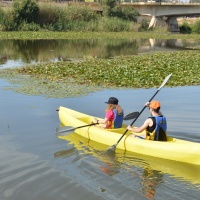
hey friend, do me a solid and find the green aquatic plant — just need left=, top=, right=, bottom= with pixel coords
left=0, top=50, right=199, bottom=98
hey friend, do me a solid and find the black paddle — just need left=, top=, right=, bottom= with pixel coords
left=107, top=73, right=172, bottom=152
left=56, top=111, right=140, bottom=136
left=56, top=123, right=98, bottom=136
left=123, top=112, right=139, bottom=120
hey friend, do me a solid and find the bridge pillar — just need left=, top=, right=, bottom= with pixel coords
left=148, top=16, right=180, bottom=32
left=167, top=17, right=180, bottom=32
left=148, top=16, right=167, bottom=29
left=149, top=16, right=156, bottom=29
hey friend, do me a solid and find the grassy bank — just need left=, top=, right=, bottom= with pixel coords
left=1, top=31, right=200, bottom=40
left=1, top=0, right=200, bottom=33
left=0, top=0, right=141, bottom=32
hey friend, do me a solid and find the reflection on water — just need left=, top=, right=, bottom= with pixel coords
left=140, top=168, right=163, bottom=199
left=55, top=133, right=200, bottom=199
left=0, top=38, right=200, bottom=68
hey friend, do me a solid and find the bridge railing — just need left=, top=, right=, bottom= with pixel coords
left=121, top=0, right=200, bottom=3
left=1, top=0, right=199, bottom=4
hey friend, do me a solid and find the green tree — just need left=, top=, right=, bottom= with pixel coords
left=110, top=5, right=139, bottom=22
left=192, top=20, right=200, bottom=34
left=101, top=0, right=139, bottom=21
left=13, top=0, right=39, bottom=27
left=179, top=21, right=192, bottom=34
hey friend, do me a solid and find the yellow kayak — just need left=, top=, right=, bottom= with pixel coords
left=57, top=106, right=200, bottom=166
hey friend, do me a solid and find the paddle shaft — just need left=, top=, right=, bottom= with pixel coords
left=58, top=123, right=98, bottom=134
left=115, top=90, right=160, bottom=145
left=113, top=73, right=172, bottom=148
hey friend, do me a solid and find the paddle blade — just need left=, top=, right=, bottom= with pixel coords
left=123, top=111, right=139, bottom=120
left=56, top=126, right=75, bottom=136
left=106, top=144, right=117, bottom=153
left=158, top=73, right=172, bottom=90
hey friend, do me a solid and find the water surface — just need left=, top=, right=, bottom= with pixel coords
left=0, top=78, right=200, bottom=200
left=1, top=38, right=200, bottom=68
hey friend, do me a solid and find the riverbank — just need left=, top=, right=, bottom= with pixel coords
left=1, top=31, right=200, bottom=40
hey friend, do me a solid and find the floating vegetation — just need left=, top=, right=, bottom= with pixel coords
left=0, top=49, right=200, bottom=98
left=0, top=70, right=102, bottom=98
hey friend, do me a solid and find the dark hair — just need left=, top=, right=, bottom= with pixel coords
left=152, top=107, right=160, bottom=113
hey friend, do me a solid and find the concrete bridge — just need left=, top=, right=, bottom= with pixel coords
left=120, top=1, right=200, bottom=32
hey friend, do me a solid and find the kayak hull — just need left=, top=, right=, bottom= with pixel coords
left=57, top=106, right=200, bottom=166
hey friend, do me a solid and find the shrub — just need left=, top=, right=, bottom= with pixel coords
left=63, top=5, right=98, bottom=22
left=0, top=9, right=15, bottom=31
left=13, top=0, right=39, bottom=28
left=192, top=19, right=200, bottom=34
left=0, top=7, right=3, bottom=22
left=138, top=19, right=149, bottom=32
left=36, top=3, right=60, bottom=26
left=110, top=5, right=139, bottom=22
left=36, top=3, right=99, bottom=31
left=102, top=17, right=130, bottom=32
left=18, top=21, right=40, bottom=31
left=0, top=7, right=4, bottom=30
left=179, top=21, right=192, bottom=34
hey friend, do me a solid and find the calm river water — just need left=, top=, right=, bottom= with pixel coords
left=0, top=78, right=200, bottom=200
left=1, top=38, right=200, bottom=68
left=0, top=37, right=200, bottom=200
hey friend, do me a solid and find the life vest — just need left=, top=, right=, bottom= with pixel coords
left=146, top=116, right=167, bottom=141
left=113, top=109, right=124, bottom=128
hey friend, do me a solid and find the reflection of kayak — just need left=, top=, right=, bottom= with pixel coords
left=56, top=133, right=200, bottom=187
left=57, top=106, right=200, bottom=166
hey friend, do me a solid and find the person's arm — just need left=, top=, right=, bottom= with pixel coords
left=98, top=118, right=108, bottom=124
left=93, top=117, right=108, bottom=125
left=93, top=110, right=113, bottom=126
left=127, top=119, right=150, bottom=135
